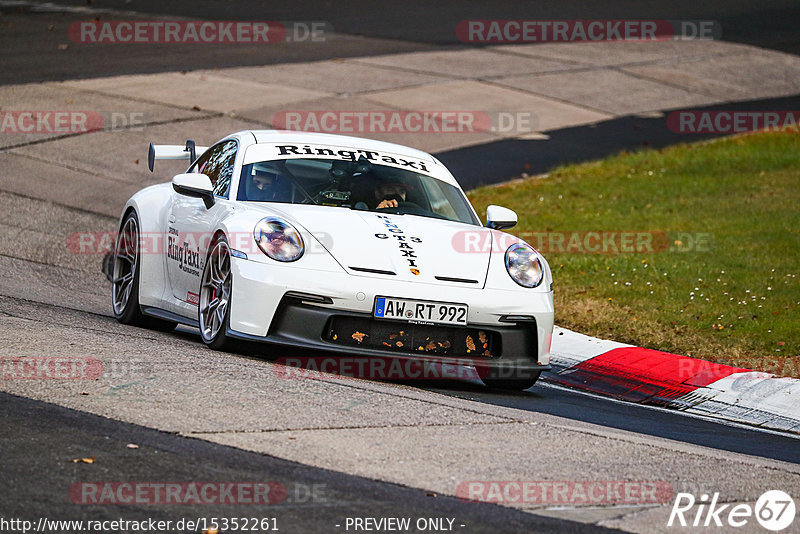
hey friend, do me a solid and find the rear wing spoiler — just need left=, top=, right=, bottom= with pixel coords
left=148, top=140, right=209, bottom=172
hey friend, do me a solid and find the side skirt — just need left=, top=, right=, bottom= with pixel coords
left=141, top=305, right=199, bottom=328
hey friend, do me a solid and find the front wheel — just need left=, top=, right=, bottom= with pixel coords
left=198, top=234, right=237, bottom=351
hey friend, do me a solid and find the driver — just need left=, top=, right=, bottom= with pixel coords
left=248, top=168, right=289, bottom=202
left=374, top=180, right=408, bottom=209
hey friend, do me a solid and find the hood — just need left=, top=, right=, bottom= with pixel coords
left=248, top=203, right=492, bottom=288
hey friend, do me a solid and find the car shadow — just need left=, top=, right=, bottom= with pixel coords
left=418, top=374, right=800, bottom=464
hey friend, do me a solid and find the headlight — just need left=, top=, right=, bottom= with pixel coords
left=254, top=217, right=304, bottom=262
left=504, top=243, right=544, bottom=288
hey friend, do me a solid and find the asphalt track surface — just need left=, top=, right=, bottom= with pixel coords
left=2, top=0, right=799, bottom=85
left=1, top=391, right=615, bottom=533
left=2, top=1, right=800, bottom=533
left=0, top=283, right=798, bottom=532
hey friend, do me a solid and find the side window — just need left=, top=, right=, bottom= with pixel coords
left=191, top=140, right=238, bottom=198
left=191, top=148, right=213, bottom=175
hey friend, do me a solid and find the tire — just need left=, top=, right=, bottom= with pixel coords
left=111, top=210, right=176, bottom=332
left=198, top=233, right=237, bottom=351
left=482, top=371, right=541, bottom=391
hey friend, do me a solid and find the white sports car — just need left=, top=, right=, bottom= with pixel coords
left=110, top=130, right=554, bottom=389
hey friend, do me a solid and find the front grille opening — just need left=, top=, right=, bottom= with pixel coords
left=325, top=316, right=499, bottom=358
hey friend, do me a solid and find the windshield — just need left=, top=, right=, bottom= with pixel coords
left=237, top=157, right=480, bottom=225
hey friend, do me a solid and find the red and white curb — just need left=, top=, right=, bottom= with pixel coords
left=546, top=327, right=800, bottom=433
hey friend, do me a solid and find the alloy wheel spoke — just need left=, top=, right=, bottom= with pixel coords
left=123, top=281, right=132, bottom=304
left=211, top=250, right=224, bottom=284
left=211, top=305, right=219, bottom=333
left=112, top=272, right=133, bottom=286
left=202, top=297, right=219, bottom=315
left=201, top=279, right=217, bottom=291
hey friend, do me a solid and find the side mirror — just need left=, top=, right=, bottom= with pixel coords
left=486, top=205, right=517, bottom=230
left=172, top=173, right=215, bottom=209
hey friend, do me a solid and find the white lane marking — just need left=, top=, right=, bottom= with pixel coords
left=684, top=372, right=800, bottom=431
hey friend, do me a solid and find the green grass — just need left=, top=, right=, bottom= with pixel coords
left=467, top=131, right=800, bottom=376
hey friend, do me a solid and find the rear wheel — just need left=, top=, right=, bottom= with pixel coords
left=199, top=234, right=237, bottom=351
left=111, top=211, right=176, bottom=331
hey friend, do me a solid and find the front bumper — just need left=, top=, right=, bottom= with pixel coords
left=228, top=296, right=549, bottom=376
left=228, top=256, right=554, bottom=372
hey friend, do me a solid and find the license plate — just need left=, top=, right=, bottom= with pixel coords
left=374, top=297, right=468, bottom=326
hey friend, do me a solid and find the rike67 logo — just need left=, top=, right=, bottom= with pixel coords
left=668, top=490, right=795, bottom=531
